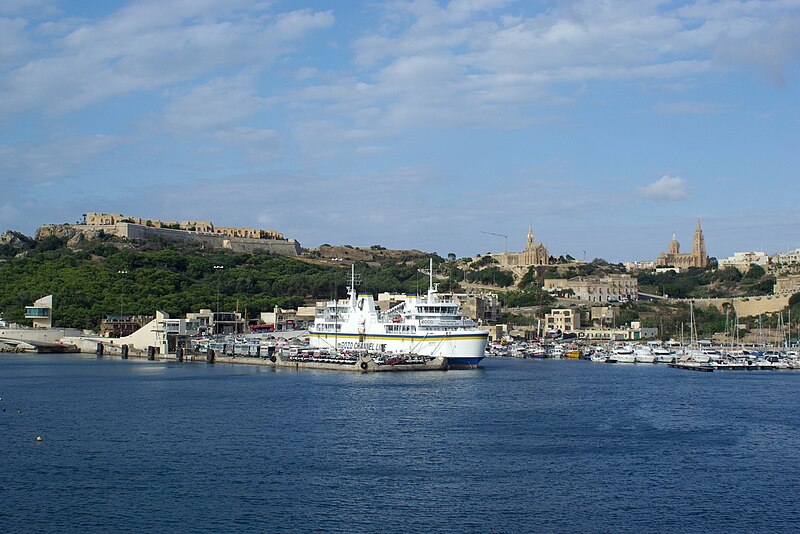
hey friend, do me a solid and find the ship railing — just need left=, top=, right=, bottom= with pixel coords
left=419, top=319, right=475, bottom=327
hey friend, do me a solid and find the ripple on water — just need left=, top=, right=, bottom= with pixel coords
left=2, top=355, right=800, bottom=532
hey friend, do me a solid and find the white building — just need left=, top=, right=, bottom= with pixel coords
left=718, top=251, right=770, bottom=272
left=772, top=248, right=800, bottom=267
left=25, top=295, right=53, bottom=328
left=578, top=322, right=658, bottom=341
left=624, top=260, right=655, bottom=272
left=64, top=310, right=199, bottom=357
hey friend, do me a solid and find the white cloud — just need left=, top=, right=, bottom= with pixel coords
left=0, top=17, right=34, bottom=69
left=714, top=15, right=800, bottom=86
left=639, top=175, right=689, bottom=200
left=0, top=4, right=334, bottom=118
left=277, top=0, right=795, bottom=149
left=162, top=75, right=270, bottom=133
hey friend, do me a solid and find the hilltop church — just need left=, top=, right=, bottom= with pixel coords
left=496, top=226, right=550, bottom=268
left=656, top=218, right=708, bottom=268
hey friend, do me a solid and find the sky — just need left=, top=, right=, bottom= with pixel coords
left=1, top=0, right=799, bottom=262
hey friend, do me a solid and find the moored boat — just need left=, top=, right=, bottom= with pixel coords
left=309, top=261, right=488, bottom=368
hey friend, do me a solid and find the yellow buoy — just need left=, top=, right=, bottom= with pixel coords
left=36, top=436, right=42, bottom=442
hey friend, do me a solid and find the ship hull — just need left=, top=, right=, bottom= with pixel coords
left=308, top=330, right=488, bottom=367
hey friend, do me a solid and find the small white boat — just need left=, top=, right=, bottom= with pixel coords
left=633, top=345, right=655, bottom=364
left=607, top=345, right=636, bottom=364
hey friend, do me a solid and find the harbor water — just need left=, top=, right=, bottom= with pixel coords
left=2, top=354, right=800, bottom=532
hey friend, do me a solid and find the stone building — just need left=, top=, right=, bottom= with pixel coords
left=543, top=274, right=638, bottom=303
left=656, top=218, right=708, bottom=268
left=496, top=226, right=549, bottom=268
left=774, top=275, right=800, bottom=295
left=545, top=308, right=580, bottom=335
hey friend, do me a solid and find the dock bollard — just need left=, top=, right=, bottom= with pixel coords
left=95, top=342, right=104, bottom=357
left=147, top=346, right=155, bottom=361
left=121, top=344, right=128, bottom=359
left=207, top=348, right=215, bottom=363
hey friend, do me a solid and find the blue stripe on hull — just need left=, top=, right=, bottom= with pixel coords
left=447, top=356, right=485, bottom=369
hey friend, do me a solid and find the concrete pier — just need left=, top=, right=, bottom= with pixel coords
left=211, top=352, right=449, bottom=372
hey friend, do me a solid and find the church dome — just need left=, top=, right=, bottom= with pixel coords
left=669, top=232, right=680, bottom=254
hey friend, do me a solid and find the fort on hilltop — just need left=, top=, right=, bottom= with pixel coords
left=37, top=212, right=301, bottom=256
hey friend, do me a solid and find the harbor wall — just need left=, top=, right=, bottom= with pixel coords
left=63, top=313, right=164, bottom=355
left=689, top=294, right=791, bottom=317
left=0, top=327, right=85, bottom=344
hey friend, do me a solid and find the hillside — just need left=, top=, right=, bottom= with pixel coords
left=0, top=231, right=494, bottom=330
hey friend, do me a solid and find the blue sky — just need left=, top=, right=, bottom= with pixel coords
left=1, top=0, right=798, bottom=262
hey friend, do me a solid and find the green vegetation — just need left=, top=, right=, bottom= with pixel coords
left=636, top=265, right=774, bottom=299
left=0, top=238, right=498, bottom=330
left=0, top=240, right=347, bottom=329
left=500, top=287, right=555, bottom=308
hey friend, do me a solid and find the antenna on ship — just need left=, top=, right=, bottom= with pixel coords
left=429, top=258, right=434, bottom=292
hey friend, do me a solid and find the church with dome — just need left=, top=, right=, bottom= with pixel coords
left=656, top=218, right=708, bottom=268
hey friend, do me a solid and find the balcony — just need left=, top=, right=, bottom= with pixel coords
left=25, top=307, right=50, bottom=319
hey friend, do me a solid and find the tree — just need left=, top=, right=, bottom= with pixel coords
left=743, top=264, right=766, bottom=280
left=37, top=235, right=66, bottom=252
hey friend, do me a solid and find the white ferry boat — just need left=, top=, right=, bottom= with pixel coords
left=308, top=261, right=489, bottom=368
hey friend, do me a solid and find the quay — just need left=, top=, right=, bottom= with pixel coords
left=71, top=341, right=450, bottom=372
left=214, top=352, right=449, bottom=372
left=668, top=362, right=715, bottom=372
left=0, top=337, right=79, bottom=354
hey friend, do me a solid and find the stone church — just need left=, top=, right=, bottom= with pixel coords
left=497, top=226, right=549, bottom=268
left=656, top=218, right=708, bottom=268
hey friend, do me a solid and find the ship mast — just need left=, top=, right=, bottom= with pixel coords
left=427, top=257, right=437, bottom=304
left=349, top=263, right=357, bottom=309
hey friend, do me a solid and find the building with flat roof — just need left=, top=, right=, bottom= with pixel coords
left=545, top=308, right=580, bottom=335
left=718, top=251, right=770, bottom=273
left=774, top=275, right=800, bottom=295
left=25, top=295, right=52, bottom=328
left=543, top=274, right=638, bottom=303
left=578, top=322, right=658, bottom=341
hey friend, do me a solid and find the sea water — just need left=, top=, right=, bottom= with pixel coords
left=2, top=355, right=800, bottom=533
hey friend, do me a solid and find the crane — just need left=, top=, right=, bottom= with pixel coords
left=481, top=231, right=508, bottom=253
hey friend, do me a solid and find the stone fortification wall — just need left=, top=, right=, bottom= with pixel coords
left=66, top=223, right=301, bottom=256
left=690, top=294, right=791, bottom=317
